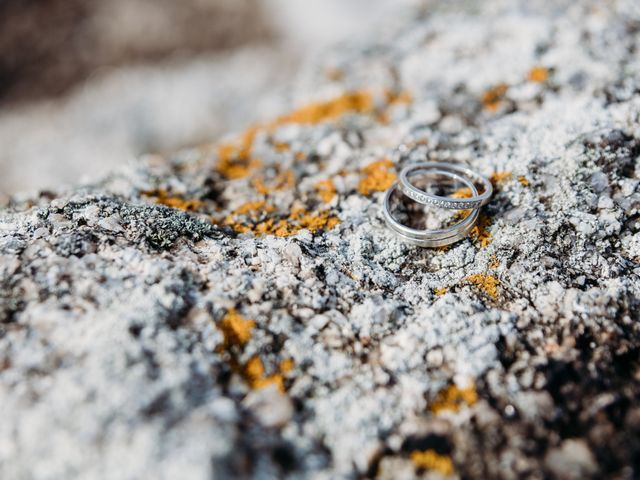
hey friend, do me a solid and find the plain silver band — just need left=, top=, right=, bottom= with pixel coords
left=398, top=162, right=493, bottom=209
left=384, top=218, right=478, bottom=247
left=382, top=169, right=480, bottom=247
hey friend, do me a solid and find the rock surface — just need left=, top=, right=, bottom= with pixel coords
left=1, top=1, right=640, bottom=479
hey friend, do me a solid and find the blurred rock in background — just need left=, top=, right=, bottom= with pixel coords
left=0, top=0, right=404, bottom=195
left=0, top=0, right=272, bottom=103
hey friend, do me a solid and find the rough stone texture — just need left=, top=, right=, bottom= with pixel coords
left=2, top=1, right=640, bottom=479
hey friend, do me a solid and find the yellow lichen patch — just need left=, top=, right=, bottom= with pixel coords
left=230, top=223, right=252, bottom=234
left=275, top=209, right=340, bottom=237
left=252, top=170, right=295, bottom=195
left=252, top=219, right=273, bottom=235
left=219, top=309, right=255, bottom=347
left=431, top=383, right=479, bottom=414
left=273, top=91, right=374, bottom=126
left=224, top=201, right=275, bottom=233
left=275, top=170, right=295, bottom=190
left=315, top=178, right=337, bottom=203
left=216, top=90, right=406, bottom=179
left=233, top=200, right=274, bottom=216
left=214, top=310, right=294, bottom=394
left=489, top=171, right=512, bottom=186
left=528, top=66, right=549, bottom=83
left=517, top=175, right=529, bottom=187
left=217, top=148, right=262, bottom=179
left=385, top=89, right=413, bottom=105
left=358, top=159, right=396, bottom=195
left=451, top=209, right=491, bottom=246
left=378, top=89, right=413, bottom=123
left=453, top=208, right=472, bottom=221
left=410, top=450, right=455, bottom=475
left=227, top=206, right=340, bottom=238
left=216, top=126, right=262, bottom=179
left=273, top=142, right=290, bottom=152
left=280, top=358, right=295, bottom=373
left=450, top=187, right=473, bottom=199
left=488, top=253, right=500, bottom=270
left=481, top=83, right=508, bottom=111
left=469, top=213, right=492, bottom=247
left=142, top=190, right=205, bottom=212
left=435, top=287, right=448, bottom=296
left=244, top=356, right=285, bottom=392
left=297, top=210, right=339, bottom=229
left=252, top=178, right=271, bottom=196
left=464, top=273, right=500, bottom=299
left=223, top=201, right=275, bottom=232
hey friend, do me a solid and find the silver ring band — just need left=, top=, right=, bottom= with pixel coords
left=383, top=218, right=478, bottom=247
left=382, top=168, right=480, bottom=247
left=398, top=162, right=493, bottom=209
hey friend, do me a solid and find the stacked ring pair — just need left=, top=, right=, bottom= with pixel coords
left=382, top=162, right=493, bottom=247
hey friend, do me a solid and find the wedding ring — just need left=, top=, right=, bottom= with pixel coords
left=382, top=168, right=480, bottom=247
left=398, top=162, right=492, bottom=209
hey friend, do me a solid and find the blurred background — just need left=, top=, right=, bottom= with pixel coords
left=0, top=0, right=417, bottom=196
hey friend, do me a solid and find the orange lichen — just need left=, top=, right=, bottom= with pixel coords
left=244, top=356, right=285, bottom=392
left=272, top=209, right=340, bottom=237
left=481, top=83, right=508, bottom=111
left=358, top=159, right=396, bottom=195
left=273, top=142, right=290, bottom=152
left=315, top=178, right=337, bottom=202
left=451, top=208, right=491, bottom=246
left=517, top=175, right=529, bottom=187
left=224, top=201, right=276, bottom=231
left=217, top=147, right=261, bottom=179
left=435, top=287, right=448, bottom=296
left=385, top=89, right=413, bottom=105
left=226, top=205, right=339, bottom=238
left=230, top=223, right=252, bottom=234
left=410, top=450, right=455, bottom=475
left=431, top=383, right=478, bottom=414
left=216, top=126, right=262, bottom=179
left=273, top=91, right=374, bottom=126
left=219, top=309, right=255, bottom=347
left=280, top=358, right=295, bottom=373
left=214, top=309, right=294, bottom=393
left=489, top=171, right=512, bottom=186
left=275, top=170, right=295, bottom=190
left=142, top=190, right=205, bottom=212
left=252, top=170, right=295, bottom=195
left=378, top=89, right=413, bottom=123
left=252, top=178, right=271, bottom=195
left=450, top=187, right=473, bottom=199
left=528, top=66, right=549, bottom=83
left=488, top=254, right=500, bottom=270
left=215, top=90, right=406, bottom=180
left=450, top=185, right=488, bottom=221
left=464, top=273, right=500, bottom=299
left=455, top=209, right=473, bottom=222
left=233, top=200, right=274, bottom=216
left=469, top=213, right=492, bottom=247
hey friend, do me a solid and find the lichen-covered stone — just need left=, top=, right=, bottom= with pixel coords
left=2, top=1, right=640, bottom=479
